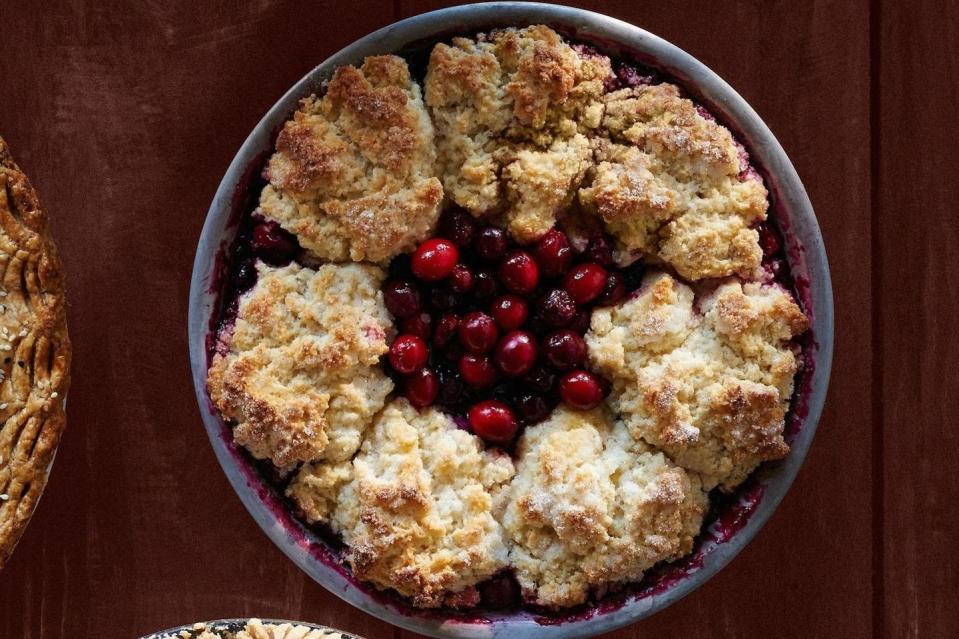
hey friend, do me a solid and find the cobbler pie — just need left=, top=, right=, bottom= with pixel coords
left=207, top=26, right=808, bottom=610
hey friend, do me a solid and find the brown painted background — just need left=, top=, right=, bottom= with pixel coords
left=0, top=0, right=955, bottom=637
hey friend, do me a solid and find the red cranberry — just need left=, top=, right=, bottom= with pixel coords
left=473, top=269, right=499, bottom=300
left=494, top=330, right=538, bottom=377
left=383, top=280, right=421, bottom=319
left=523, top=366, right=557, bottom=395
left=563, top=263, right=608, bottom=304
left=412, top=238, right=459, bottom=281
left=459, top=353, right=498, bottom=388
left=559, top=370, right=605, bottom=410
left=499, top=251, right=539, bottom=294
left=389, top=334, right=428, bottom=374
left=475, top=227, right=509, bottom=262
left=250, top=220, right=297, bottom=264
left=758, top=224, right=782, bottom=257
left=433, top=313, right=460, bottom=347
left=491, top=295, right=528, bottom=331
left=459, top=311, right=499, bottom=353
left=467, top=400, right=518, bottom=444
left=538, top=289, right=577, bottom=327
left=449, top=264, right=474, bottom=293
left=582, top=235, right=614, bottom=267
left=438, top=208, right=478, bottom=248
left=406, top=368, right=439, bottom=408
left=400, top=312, right=432, bottom=340
left=515, top=394, right=551, bottom=424
left=533, top=228, right=573, bottom=277
left=597, top=271, right=626, bottom=306
left=543, top=330, right=587, bottom=371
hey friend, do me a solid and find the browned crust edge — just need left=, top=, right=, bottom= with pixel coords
left=0, top=137, right=71, bottom=568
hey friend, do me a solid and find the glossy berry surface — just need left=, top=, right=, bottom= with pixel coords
left=406, top=368, right=439, bottom=408
left=543, top=330, right=587, bottom=371
left=433, top=313, right=460, bottom=347
left=475, top=227, right=508, bottom=261
left=383, top=280, right=421, bottom=319
left=389, top=335, right=428, bottom=374
left=459, top=353, right=498, bottom=388
left=468, top=400, right=518, bottom=444
left=537, top=289, right=576, bottom=327
left=491, top=295, right=528, bottom=331
left=533, top=228, right=573, bottom=277
left=564, top=263, right=608, bottom=304
left=400, top=312, right=432, bottom=340
left=459, top=311, right=499, bottom=353
left=597, top=271, right=626, bottom=306
left=412, top=238, right=459, bottom=281
left=499, top=251, right=539, bottom=294
left=250, top=220, right=298, bottom=264
left=437, top=208, right=477, bottom=248
left=582, top=235, right=614, bottom=267
left=559, top=370, right=606, bottom=410
left=515, top=394, right=551, bottom=424
left=494, top=331, right=538, bottom=377
left=378, top=223, right=648, bottom=444
left=449, top=264, right=474, bottom=293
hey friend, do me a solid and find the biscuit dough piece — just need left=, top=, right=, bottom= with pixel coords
left=587, top=272, right=809, bottom=489
left=259, top=55, right=442, bottom=263
left=581, top=84, right=768, bottom=279
left=208, top=263, right=394, bottom=468
left=300, top=400, right=515, bottom=607
left=425, top=25, right=611, bottom=241
left=503, top=406, right=707, bottom=608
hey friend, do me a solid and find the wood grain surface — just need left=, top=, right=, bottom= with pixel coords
left=0, top=0, right=953, bottom=637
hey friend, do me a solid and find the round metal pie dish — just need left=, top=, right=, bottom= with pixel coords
left=187, top=3, right=834, bottom=637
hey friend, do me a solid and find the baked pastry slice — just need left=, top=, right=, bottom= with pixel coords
left=425, top=25, right=609, bottom=242
left=580, top=84, right=768, bottom=279
left=503, top=406, right=706, bottom=608
left=289, top=399, right=515, bottom=607
left=586, top=272, right=808, bottom=489
left=259, top=55, right=443, bottom=264
left=207, top=262, right=394, bottom=468
left=0, top=137, right=71, bottom=568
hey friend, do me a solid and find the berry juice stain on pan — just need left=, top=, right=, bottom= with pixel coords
left=189, top=5, right=833, bottom=637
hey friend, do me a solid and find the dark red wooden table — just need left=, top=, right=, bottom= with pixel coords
left=1, top=1, right=955, bottom=637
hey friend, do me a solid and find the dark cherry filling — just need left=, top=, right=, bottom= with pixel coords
left=381, top=210, right=635, bottom=446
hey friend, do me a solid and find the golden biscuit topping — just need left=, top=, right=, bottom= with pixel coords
left=503, top=407, right=706, bottom=607
left=587, top=273, right=808, bottom=489
left=260, top=55, right=442, bottom=263
left=290, top=400, right=514, bottom=607
left=208, top=263, right=394, bottom=468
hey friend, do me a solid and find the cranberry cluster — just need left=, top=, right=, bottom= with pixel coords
left=382, top=209, right=640, bottom=446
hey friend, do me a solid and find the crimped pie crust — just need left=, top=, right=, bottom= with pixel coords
left=207, top=26, right=809, bottom=609
left=0, top=137, right=71, bottom=568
